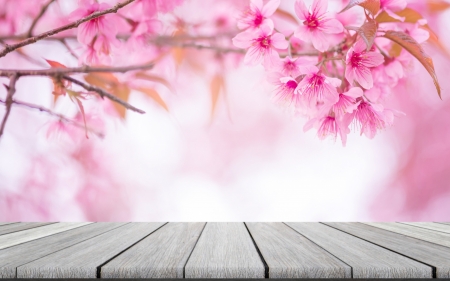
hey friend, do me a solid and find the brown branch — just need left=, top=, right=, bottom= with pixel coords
left=63, top=76, right=145, bottom=114
left=59, top=39, right=79, bottom=59
left=0, top=97, right=104, bottom=138
left=26, top=0, right=56, bottom=37
left=0, top=0, right=136, bottom=58
left=0, top=74, right=19, bottom=138
left=0, top=62, right=154, bottom=77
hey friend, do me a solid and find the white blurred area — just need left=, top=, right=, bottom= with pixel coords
left=0, top=0, right=401, bottom=221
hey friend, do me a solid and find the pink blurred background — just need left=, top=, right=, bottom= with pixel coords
left=0, top=0, right=449, bottom=221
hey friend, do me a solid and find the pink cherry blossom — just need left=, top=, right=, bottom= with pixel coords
left=293, top=0, right=344, bottom=52
left=332, top=87, right=363, bottom=116
left=296, top=66, right=340, bottom=107
left=345, top=39, right=384, bottom=89
left=232, top=23, right=288, bottom=67
left=268, top=72, right=301, bottom=106
left=274, top=56, right=316, bottom=78
left=138, top=0, right=183, bottom=17
left=237, top=0, right=280, bottom=30
left=303, top=113, right=351, bottom=146
left=354, top=101, right=386, bottom=138
left=70, top=2, right=117, bottom=45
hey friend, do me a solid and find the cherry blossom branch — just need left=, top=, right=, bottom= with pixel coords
left=0, top=74, right=19, bottom=138
left=26, top=0, right=56, bottom=37
left=0, top=0, right=136, bottom=58
left=0, top=62, right=154, bottom=77
left=62, top=76, right=145, bottom=114
left=0, top=97, right=105, bottom=138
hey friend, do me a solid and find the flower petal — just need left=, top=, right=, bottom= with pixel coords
left=319, top=18, right=344, bottom=34
left=353, top=67, right=374, bottom=89
left=232, top=31, right=255, bottom=49
left=294, top=0, right=309, bottom=20
left=271, top=33, right=289, bottom=49
left=262, top=0, right=280, bottom=17
left=361, top=52, right=384, bottom=67
left=311, top=0, right=328, bottom=17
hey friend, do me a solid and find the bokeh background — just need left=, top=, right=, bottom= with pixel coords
left=0, top=0, right=449, bottom=221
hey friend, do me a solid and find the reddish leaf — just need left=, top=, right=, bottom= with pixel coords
left=45, top=59, right=68, bottom=105
left=340, top=0, right=380, bottom=15
left=134, top=72, right=175, bottom=93
left=210, top=74, right=224, bottom=116
left=134, top=87, right=169, bottom=112
left=357, top=18, right=378, bottom=51
left=383, top=30, right=441, bottom=98
left=376, top=8, right=424, bottom=23
left=274, top=8, right=298, bottom=24
left=45, top=59, right=67, bottom=68
left=67, top=89, right=88, bottom=138
left=112, top=85, right=131, bottom=119
left=427, top=0, right=450, bottom=13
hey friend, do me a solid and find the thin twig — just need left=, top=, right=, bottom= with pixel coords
left=59, top=39, right=79, bottom=59
left=0, top=62, right=154, bottom=77
left=63, top=76, right=145, bottom=114
left=0, top=0, right=136, bottom=58
left=0, top=98, right=104, bottom=138
left=26, top=0, right=56, bottom=37
left=0, top=74, right=19, bottom=138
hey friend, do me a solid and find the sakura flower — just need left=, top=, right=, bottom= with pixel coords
left=294, top=0, right=344, bottom=52
left=232, top=23, right=288, bottom=67
left=380, top=0, right=407, bottom=21
left=70, top=2, right=117, bottom=45
left=274, top=56, right=316, bottom=77
left=268, top=72, right=301, bottom=106
left=345, top=39, right=384, bottom=89
left=354, top=101, right=386, bottom=138
left=296, top=66, right=340, bottom=107
left=303, top=113, right=351, bottom=146
left=238, top=0, right=280, bottom=30
left=139, top=0, right=183, bottom=17
left=332, top=87, right=363, bottom=116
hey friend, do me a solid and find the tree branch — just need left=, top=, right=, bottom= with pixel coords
left=63, top=76, right=145, bottom=114
left=0, top=97, right=105, bottom=138
left=0, top=62, right=154, bottom=77
left=0, top=0, right=136, bottom=58
left=0, top=74, right=19, bottom=138
left=26, top=0, right=56, bottom=37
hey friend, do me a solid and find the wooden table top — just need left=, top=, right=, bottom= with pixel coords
left=0, top=222, right=449, bottom=279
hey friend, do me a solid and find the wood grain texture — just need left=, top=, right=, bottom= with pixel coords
left=0, top=223, right=125, bottom=278
left=364, top=222, right=450, bottom=248
left=17, top=223, right=165, bottom=278
left=0, top=222, right=92, bottom=250
left=286, top=222, right=431, bottom=278
left=401, top=222, right=450, bottom=234
left=325, top=222, right=450, bottom=278
left=0, top=223, right=16, bottom=227
left=102, top=222, right=205, bottom=278
left=436, top=222, right=450, bottom=226
left=185, top=222, right=265, bottom=278
left=0, top=222, right=54, bottom=235
left=247, top=222, right=350, bottom=278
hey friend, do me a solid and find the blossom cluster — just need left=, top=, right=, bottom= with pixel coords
left=232, top=0, right=437, bottom=145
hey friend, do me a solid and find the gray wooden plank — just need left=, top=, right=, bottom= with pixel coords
left=17, top=222, right=165, bottom=278
left=436, top=222, right=450, bottom=226
left=0, top=222, right=54, bottom=235
left=247, top=222, right=350, bottom=278
left=0, top=223, right=126, bottom=278
left=0, top=223, right=16, bottom=227
left=0, top=222, right=92, bottom=250
left=324, top=222, right=450, bottom=278
left=364, top=222, right=450, bottom=248
left=185, top=222, right=265, bottom=278
left=401, top=222, right=450, bottom=234
left=286, top=222, right=431, bottom=278
left=101, top=222, right=205, bottom=278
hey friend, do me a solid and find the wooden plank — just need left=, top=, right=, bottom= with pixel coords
left=364, top=222, right=450, bottom=248
left=0, top=223, right=125, bottom=278
left=401, top=222, right=450, bottom=234
left=436, top=222, right=450, bottom=226
left=185, top=222, right=265, bottom=278
left=102, top=222, right=205, bottom=278
left=0, top=223, right=16, bottom=227
left=286, top=222, right=431, bottom=278
left=324, top=222, right=450, bottom=278
left=17, top=223, right=165, bottom=278
left=0, top=222, right=92, bottom=250
left=247, top=222, right=350, bottom=278
left=0, top=223, right=54, bottom=235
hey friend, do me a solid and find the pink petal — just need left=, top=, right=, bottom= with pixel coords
left=326, top=76, right=342, bottom=87
left=263, top=48, right=280, bottom=68
left=271, top=33, right=288, bottom=49
left=319, top=18, right=344, bottom=34
left=353, top=39, right=367, bottom=53
left=294, top=25, right=312, bottom=43
left=303, top=117, right=318, bottom=132
left=294, top=0, right=309, bottom=20
left=345, top=65, right=355, bottom=84
left=250, top=0, right=264, bottom=12
left=361, top=52, right=384, bottom=67
left=262, top=0, right=280, bottom=17
left=244, top=45, right=264, bottom=65
left=232, top=31, right=255, bottom=49
left=311, top=0, right=328, bottom=17
left=344, top=87, right=364, bottom=98
left=310, top=30, right=329, bottom=52
left=259, top=22, right=274, bottom=36
left=353, top=67, right=373, bottom=89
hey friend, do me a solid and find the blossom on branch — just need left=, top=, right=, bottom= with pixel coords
left=237, top=0, right=280, bottom=30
